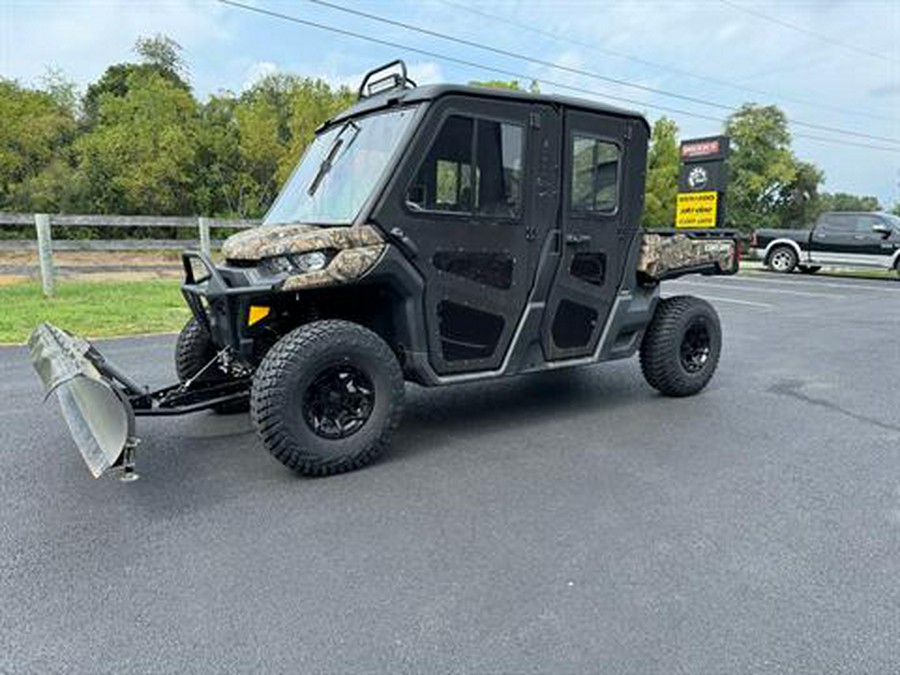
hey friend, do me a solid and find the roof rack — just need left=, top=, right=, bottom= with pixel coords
left=358, top=60, right=417, bottom=99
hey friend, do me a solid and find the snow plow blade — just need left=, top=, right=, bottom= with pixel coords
left=28, top=323, right=135, bottom=478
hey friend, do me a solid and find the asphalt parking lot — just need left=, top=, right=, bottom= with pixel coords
left=2, top=270, right=899, bottom=673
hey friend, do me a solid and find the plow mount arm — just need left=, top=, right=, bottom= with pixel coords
left=28, top=323, right=249, bottom=479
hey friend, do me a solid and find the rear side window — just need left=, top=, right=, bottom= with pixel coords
left=570, top=135, right=619, bottom=213
left=819, top=214, right=855, bottom=232
left=406, top=114, right=524, bottom=218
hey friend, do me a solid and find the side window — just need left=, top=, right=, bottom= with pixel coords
left=820, top=214, right=853, bottom=232
left=854, top=215, right=879, bottom=233
left=406, top=115, right=523, bottom=218
left=570, top=135, right=619, bottom=213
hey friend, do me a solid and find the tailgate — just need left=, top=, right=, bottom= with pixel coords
left=638, top=229, right=740, bottom=282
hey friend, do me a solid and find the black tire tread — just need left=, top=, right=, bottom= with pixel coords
left=174, top=318, right=249, bottom=414
left=640, top=295, right=721, bottom=397
left=250, top=320, right=404, bottom=477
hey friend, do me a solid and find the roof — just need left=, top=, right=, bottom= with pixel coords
left=330, top=83, right=650, bottom=131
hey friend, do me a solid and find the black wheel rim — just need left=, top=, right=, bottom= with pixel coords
left=302, top=365, right=375, bottom=439
left=680, top=319, right=711, bottom=374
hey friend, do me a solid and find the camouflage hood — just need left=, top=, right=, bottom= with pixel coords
left=222, top=223, right=384, bottom=261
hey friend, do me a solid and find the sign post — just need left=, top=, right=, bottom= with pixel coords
left=675, top=136, right=729, bottom=229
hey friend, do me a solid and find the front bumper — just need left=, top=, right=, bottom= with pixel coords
left=180, top=251, right=281, bottom=361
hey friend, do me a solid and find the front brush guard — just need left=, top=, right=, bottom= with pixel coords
left=28, top=322, right=250, bottom=479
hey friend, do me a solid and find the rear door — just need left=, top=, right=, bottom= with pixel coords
left=541, top=110, right=631, bottom=361
left=810, top=213, right=857, bottom=265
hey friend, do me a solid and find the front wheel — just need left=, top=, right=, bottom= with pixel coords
left=640, top=296, right=722, bottom=397
left=250, top=320, right=404, bottom=477
left=175, top=318, right=249, bottom=414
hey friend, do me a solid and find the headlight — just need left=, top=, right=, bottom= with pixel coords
left=265, top=250, right=330, bottom=275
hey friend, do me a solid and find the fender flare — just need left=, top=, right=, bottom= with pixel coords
left=763, top=238, right=803, bottom=264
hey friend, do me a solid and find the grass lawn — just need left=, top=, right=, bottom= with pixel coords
left=0, top=279, right=190, bottom=344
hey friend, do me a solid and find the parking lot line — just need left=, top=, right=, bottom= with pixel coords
left=734, top=273, right=900, bottom=293
left=679, top=293, right=773, bottom=309
left=671, top=279, right=845, bottom=299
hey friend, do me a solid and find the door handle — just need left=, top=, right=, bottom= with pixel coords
left=565, top=234, right=591, bottom=246
left=853, top=235, right=866, bottom=240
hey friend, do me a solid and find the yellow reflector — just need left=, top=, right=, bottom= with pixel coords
left=248, top=305, right=270, bottom=326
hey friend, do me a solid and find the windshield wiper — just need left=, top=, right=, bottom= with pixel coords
left=307, top=120, right=360, bottom=197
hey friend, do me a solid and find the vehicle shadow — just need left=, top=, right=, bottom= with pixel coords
left=387, top=362, right=649, bottom=462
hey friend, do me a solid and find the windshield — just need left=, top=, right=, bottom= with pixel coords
left=264, top=106, right=418, bottom=226
left=884, top=214, right=900, bottom=230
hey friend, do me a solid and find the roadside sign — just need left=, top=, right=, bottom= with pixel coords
left=676, top=136, right=729, bottom=228
left=676, top=191, right=718, bottom=228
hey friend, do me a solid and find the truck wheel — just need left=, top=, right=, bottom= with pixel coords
left=767, top=246, right=797, bottom=273
left=175, top=318, right=249, bottom=414
left=640, top=296, right=721, bottom=398
left=250, top=320, right=404, bottom=477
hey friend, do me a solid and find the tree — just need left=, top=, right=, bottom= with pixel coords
left=818, top=192, right=881, bottom=212
left=0, top=78, right=79, bottom=211
left=76, top=70, right=200, bottom=215
left=83, top=35, right=190, bottom=127
left=468, top=79, right=539, bottom=93
left=724, top=104, right=798, bottom=231
left=891, top=202, right=900, bottom=217
left=135, top=34, right=187, bottom=79
left=778, top=160, right=824, bottom=227
left=642, top=117, right=679, bottom=227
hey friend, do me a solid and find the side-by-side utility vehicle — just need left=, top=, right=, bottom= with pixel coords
left=30, top=61, right=739, bottom=479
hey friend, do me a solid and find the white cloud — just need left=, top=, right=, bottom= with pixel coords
left=1, top=0, right=232, bottom=91
left=242, top=60, right=278, bottom=91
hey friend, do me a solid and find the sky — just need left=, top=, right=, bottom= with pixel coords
left=2, top=0, right=899, bottom=208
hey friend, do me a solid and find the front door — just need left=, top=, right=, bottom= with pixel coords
left=541, top=110, right=631, bottom=360
left=376, top=96, right=543, bottom=375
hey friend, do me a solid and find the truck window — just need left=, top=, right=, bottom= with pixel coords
left=570, top=136, right=619, bottom=214
left=819, top=214, right=855, bottom=232
left=406, top=115, right=523, bottom=218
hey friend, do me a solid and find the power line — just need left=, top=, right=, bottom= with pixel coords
left=216, top=0, right=900, bottom=154
left=436, top=0, right=896, bottom=123
left=303, top=0, right=900, bottom=146
left=719, top=0, right=899, bottom=65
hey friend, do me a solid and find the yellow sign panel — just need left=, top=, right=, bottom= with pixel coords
left=675, top=191, right=718, bottom=228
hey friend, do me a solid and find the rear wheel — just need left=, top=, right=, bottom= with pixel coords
left=640, top=296, right=722, bottom=397
left=250, top=320, right=404, bottom=477
left=174, top=318, right=249, bottom=414
left=767, top=245, right=798, bottom=273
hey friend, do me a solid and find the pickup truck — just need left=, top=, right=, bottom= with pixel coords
left=751, top=211, right=900, bottom=274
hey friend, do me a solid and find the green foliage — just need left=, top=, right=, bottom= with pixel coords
left=818, top=192, right=881, bottom=212
left=134, top=34, right=187, bottom=78
left=0, top=78, right=79, bottom=211
left=777, top=160, right=824, bottom=227
left=891, top=202, right=900, bottom=217
left=468, top=79, right=539, bottom=93
left=642, top=117, right=679, bottom=228
left=75, top=69, right=200, bottom=215
left=724, top=104, right=799, bottom=231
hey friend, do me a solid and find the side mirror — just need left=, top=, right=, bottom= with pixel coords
left=872, top=223, right=891, bottom=236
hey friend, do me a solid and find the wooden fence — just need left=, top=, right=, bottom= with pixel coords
left=0, top=213, right=261, bottom=296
